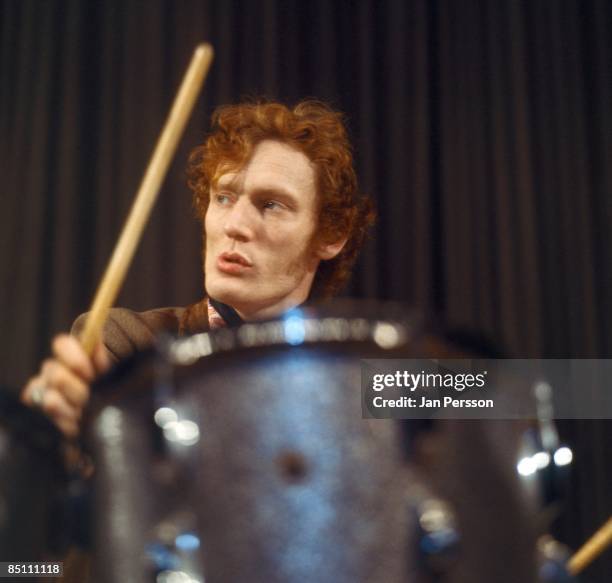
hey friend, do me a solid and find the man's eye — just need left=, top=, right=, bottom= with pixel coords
left=262, top=200, right=283, bottom=211
left=215, top=193, right=232, bottom=205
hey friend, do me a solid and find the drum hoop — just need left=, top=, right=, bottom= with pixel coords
left=163, top=310, right=421, bottom=366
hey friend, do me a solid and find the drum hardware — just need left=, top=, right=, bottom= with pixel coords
left=165, top=306, right=417, bottom=365
left=537, top=535, right=576, bottom=583
left=512, top=381, right=577, bottom=581
left=407, top=465, right=582, bottom=583
left=530, top=381, right=573, bottom=506
left=514, top=379, right=575, bottom=579
left=515, top=426, right=573, bottom=514
left=407, top=483, right=460, bottom=579
left=145, top=519, right=204, bottom=583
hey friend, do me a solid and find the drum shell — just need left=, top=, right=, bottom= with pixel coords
left=0, top=390, right=67, bottom=561
left=88, top=344, right=414, bottom=583
left=87, top=324, right=538, bottom=583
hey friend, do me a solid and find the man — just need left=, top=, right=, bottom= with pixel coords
left=21, top=99, right=375, bottom=437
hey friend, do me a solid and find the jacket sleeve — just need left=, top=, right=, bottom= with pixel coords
left=70, top=307, right=183, bottom=363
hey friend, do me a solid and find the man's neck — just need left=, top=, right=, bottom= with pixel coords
left=233, top=291, right=310, bottom=322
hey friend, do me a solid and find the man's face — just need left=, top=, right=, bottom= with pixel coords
left=204, top=139, right=321, bottom=320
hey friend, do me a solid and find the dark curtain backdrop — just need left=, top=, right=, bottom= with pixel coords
left=1, top=0, right=611, bottom=579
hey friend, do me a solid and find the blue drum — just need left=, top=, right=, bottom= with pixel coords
left=86, top=306, right=539, bottom=583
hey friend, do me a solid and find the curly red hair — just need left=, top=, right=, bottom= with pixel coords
left=188, top=100, right=375, bottom=298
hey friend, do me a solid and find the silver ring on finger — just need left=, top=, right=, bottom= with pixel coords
left=30, top=384, right=48, bottom=409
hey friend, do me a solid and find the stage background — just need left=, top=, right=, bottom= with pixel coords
left=1, top=0, right=611, bottom=579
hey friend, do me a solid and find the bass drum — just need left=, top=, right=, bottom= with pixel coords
left=86, top=305, right=537, bottom=583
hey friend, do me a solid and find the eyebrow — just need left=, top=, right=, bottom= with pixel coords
left=214, top=175, right=240, bottom=191
left=252, top=185, right=298, bottom=201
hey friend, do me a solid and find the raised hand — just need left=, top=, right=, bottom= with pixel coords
left=21, top=334, right=111, bottom=437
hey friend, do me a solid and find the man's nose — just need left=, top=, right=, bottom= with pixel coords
left=223, top=199, right=255, bottom=241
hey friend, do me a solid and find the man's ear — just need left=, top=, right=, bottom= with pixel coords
left=316, top=237, right=347, bottom=260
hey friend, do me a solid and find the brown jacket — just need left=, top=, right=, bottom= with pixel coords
left=71, top=300, right=210, bottom=363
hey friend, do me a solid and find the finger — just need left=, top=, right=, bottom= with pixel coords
left=53, top=416, right=80, bottom=439
left=92, top=341, right=112, bottom=375
left=22, top=376, right=82, bottom=438
left=40, top=359, right=89, bottom=409
left=52, top=334, right=96, bottom=381
left=21, top=375, right=46, bottom=407
left=40, top=387, right=81, bottom=423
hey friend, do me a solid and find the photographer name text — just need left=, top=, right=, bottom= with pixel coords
left=371, top=395, right=494, bottom=409
left=370, top=370, right=494, bottom=409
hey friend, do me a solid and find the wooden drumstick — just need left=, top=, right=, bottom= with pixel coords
left=79, top=43, right=214, bottom=355
left=567, top=516, right=612, bottom=575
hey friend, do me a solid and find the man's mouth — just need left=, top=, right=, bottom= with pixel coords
left=217, top=251, right=253, bottom=275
